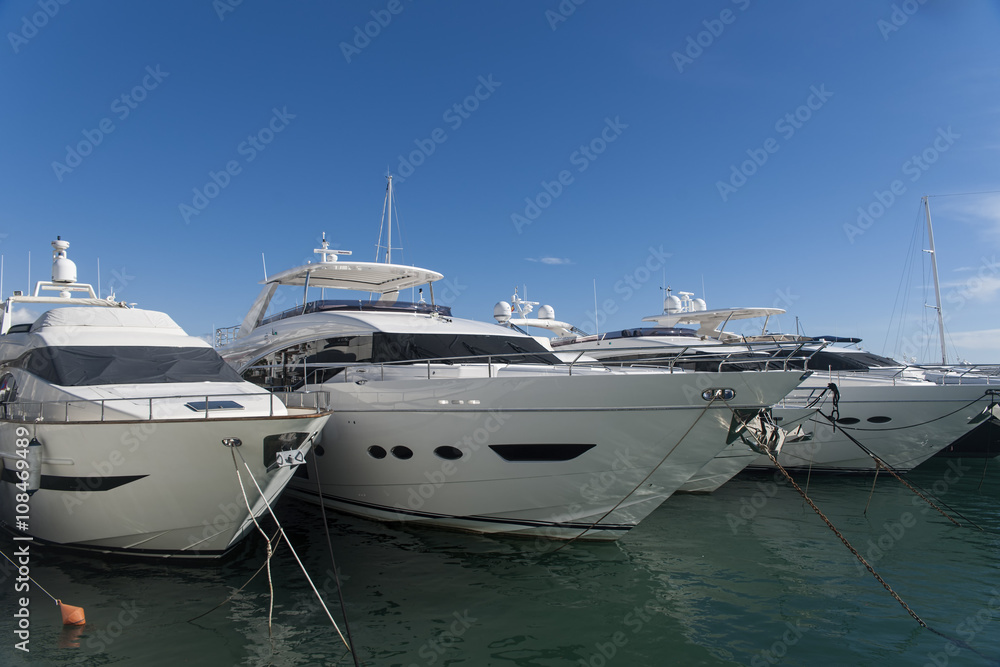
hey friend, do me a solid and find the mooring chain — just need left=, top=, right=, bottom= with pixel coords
left=761, top=447, right=928, bottom=628
left=819, top=383, right=967, bottom=528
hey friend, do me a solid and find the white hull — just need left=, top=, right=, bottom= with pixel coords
left=288, top=370, right=806, bottom=540
left=0, top=412, right=328, bottom=557
left=677, top=442, right=761, bottom=493
left=750, top=377, right=993, bottom=473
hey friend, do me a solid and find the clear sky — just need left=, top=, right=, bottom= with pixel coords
left=2, top=1, right=999, bottom=362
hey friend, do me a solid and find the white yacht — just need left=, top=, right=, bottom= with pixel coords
left=501, top=290, right=996, bottom=474
left=0, top=239, right=331, bottom=558
left=216, top=226, right=809, bottom=540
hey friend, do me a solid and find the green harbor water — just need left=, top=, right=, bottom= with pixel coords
left=3, top=456, right=999, bottom=667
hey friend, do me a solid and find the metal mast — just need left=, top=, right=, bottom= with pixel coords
left=923, top=195, right=947, bottom=364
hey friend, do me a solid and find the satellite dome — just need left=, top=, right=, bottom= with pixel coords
left=493, top=301, right=512, bottom=323
left=664, top=295, right=682, bottom=313
left=537, top=305, right=555, bottom=320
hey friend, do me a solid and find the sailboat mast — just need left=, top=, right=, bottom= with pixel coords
left=923, top=195, right=947, bottom=364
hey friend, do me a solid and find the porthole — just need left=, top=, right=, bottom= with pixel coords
left=867, top=416, right=892, bottom=424
left=315, top=445, right=325, bottom=457
left=434, top=446, right=463, bottom=460
left=367, top=445, right=387, bottom=459
left=836, top=417, right=861, bottom=425
left=391, top=446, right=413, bottom=460
left=701, top=388, right=736, bottom=401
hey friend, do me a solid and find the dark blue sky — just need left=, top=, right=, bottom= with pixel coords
left=2, top=1, right=998, bottom=361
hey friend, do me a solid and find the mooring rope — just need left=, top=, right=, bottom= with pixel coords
left=755, top=430, right=998, bottom=662
left=231, top=445, right=353, bottom=654
left=310, top=450, right=363, bottom=667
left=817, top=383, right=978, bottom=530
left=546, top=396, right=718, bottom=554
left=185, top=527, right=283, bottom=624
left=0, top=547, right=59, bottom=604
left=231, top=447, right=277, bottom=637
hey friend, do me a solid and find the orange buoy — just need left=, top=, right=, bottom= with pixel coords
left=57, top=600, right=86, bottom=626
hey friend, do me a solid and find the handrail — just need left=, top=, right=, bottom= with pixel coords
left=2, top=390, right=331, bottom=424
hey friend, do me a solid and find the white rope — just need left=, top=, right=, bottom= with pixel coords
left=232, top=445, right=352, bottom=653
left=231, top=448, right=276, bottom=637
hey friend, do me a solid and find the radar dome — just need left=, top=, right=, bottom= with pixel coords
left=692, top=298, right=707, bottom=311
left=493, top=301, right=512, bottom=323
left=537, top=305, right=555, bottom=320
left=51, top=237, right=77, bottom=284
left=664, top=295, right=682, bottom=313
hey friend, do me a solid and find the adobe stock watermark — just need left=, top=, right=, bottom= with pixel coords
left=672, top=0, right=752, bottom=73
left=392, top=75, right=502, bottom=183
left=213, top=0, right=244, bottom=21
left=406, top=610, right=478, bottom=666
left=545, top=0, right=586, bottom=31
left=729, top=286, right=800, bottom=339
left=104, top=265, right=135, bottom=300
left=877, top=0, right=928, bottom=41
left=893, top=254, right=998, bottom=363
left=178, top=106, right=296, bottom=224
left=51, top=65, right=170, bottom=182
left=852, top=459, right=969, bottom=576
left=842, top=126, right=959, bottom=244
left=340, top=0, right=412, bottom=63
left=922, top=588, right=1000, bottom=667
left=582, top=244, right=670, bottom=331
left=577, top=599, right=660, bottom=667
left=8, top=0, right=71, bottom=54
left=716, top=84, right=833, bottom=202
left=392, top=410, right=510, bottom=516
left=510, top=116, right=628, bottom=234
left=86, top=601, right=142, bottom=651
left=750, top=620, right=806, bottom=667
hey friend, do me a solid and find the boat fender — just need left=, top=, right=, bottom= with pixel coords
left=26, top=437, right=42, bottom=495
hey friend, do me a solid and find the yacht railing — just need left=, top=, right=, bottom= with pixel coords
left=247, top=341, right=825, bottom=387
left=584, top=340, right=827, bottom=373
left=215, top=325, right=240, bottom=347
left=1, top=390, right=331, bottom=424
left=909, top=364, right=1000, bottom=384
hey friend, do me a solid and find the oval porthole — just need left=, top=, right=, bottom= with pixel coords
left=391, top=446, right=413, bottom=460
left=315, top=445, right=325, bottom=457
left=701, top=388, right=737, bottom=401
left=367, top=445, right=387, bottom=459
left=434, top=446, right=463, bottom=461
left=836, top=417, right=861, bottom=425
left=867, top=416, right=892, bottom=424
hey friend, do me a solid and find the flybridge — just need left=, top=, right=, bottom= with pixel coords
left=235, top=235, right=444, bottom=339
left=1, top=238, right=127, bottom=335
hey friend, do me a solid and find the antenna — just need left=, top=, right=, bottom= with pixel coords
left=593, top=279, right=599, bottom=337
left=97, top=258, right=101, bottom=299
left=374, top=174, right=403, bottom=264
left=261, top=253, right=268, bottom=281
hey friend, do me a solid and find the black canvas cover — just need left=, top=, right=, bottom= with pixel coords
left=13, top=346, right=244, bottom=386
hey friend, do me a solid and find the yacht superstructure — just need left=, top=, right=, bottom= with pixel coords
left=0, top=239, right=330, bottom=557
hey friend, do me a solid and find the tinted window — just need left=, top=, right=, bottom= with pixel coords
left=241, top=332, right=559, bottom=390
left=372, top=333, right=557, bottom=365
